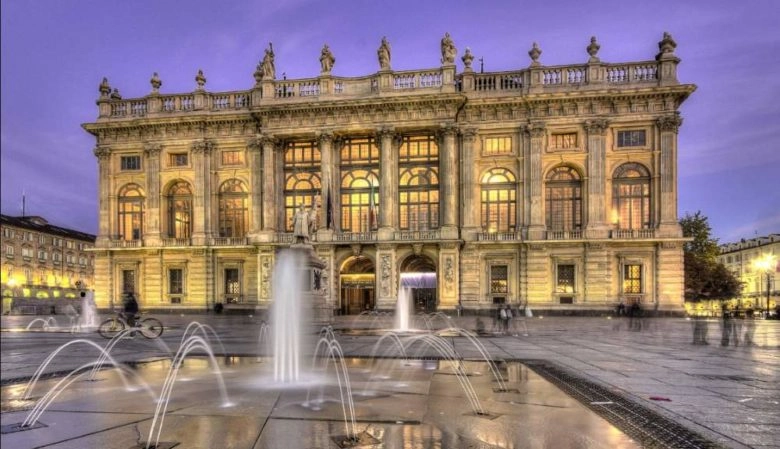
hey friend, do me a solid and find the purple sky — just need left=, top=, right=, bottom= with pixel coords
left=2, top=0, right=778, bottom=243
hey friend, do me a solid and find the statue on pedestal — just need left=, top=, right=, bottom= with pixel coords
left=320, top=44, right=335, bottom=73
left=441, top=32, right=456, bottom=64
left=377, top=36, right=391, bottom=70
left=292, top=204, right=310, bottom=244
left=261, top=43, right=276, bottom=80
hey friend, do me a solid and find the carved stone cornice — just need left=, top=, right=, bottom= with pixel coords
left=93, top=146, right=112, bottom=160
left=656, top=114, right=683, bottom=133
left=143, top=142, right=162, bottom=157
left=191, top=139, right=215, bottom=154
left=525, top=122, right=546, bottom=139
left=583, top=118, right=609, bottom=136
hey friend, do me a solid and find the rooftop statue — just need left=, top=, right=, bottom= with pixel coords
left=320, top=44, right=335, bottom=73
left=261, top=43, right=276, bottom=80
left=377, top=36, right=391, bottom=70
left=441, top=32, right=456, bottom=64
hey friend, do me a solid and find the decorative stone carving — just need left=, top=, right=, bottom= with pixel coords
left=656, top=32, right=677, bottom=59
left=377, top=37, right=391, bottom=71
left=195, top=69, right=206, bottom=90
left=319, top=44, right=335, bottom=74
left=462, top=47, right=474, bottom=70
left=525, top=122, right=546, bottom=139
left=584, top=119, right=609, bottom=136
left=247, top=136, right=263, bottom=152
left=587, top=36, right=600, bottom=62
left=380, top=254, right=391, bottom=297
left=260, top=255, right=271, bottom=298
left=528, top=42, right=542, bottom=66
left=444, top=256, right=454, bottom=284
left=150, top=72, right=162, bottom=93
left=460, top=127, right=478, bottom=142
left=191, top=139, right=215, bottom=154
left=143, top=143, right=162, bottom=157
left=657, top=114, right=683, bottom=133
left=99, top=77, right=111, bottom=98
left=440, top=32, right=456, bottom=65
left=110, top=88, right=122, bottom=100
left=93, top=146, right=111, bottom=160
left=317, top=130, right=334, bottom=144
left=350, top=244, right=362, bottom=257
left=412, top=243, right=423, bottom=256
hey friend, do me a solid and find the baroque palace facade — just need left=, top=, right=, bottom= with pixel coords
left=83, top=33, right=695, bottom=315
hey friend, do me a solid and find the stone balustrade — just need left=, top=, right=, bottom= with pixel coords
left=97, top=58, right=677, bottom=119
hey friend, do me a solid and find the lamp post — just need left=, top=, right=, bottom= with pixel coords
left=753, top=254, right=776, bottom=318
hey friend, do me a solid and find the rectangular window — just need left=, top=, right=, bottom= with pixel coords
left=53, top=238, right=62, bottom=247
left=221, top=150, right=244, bottom=166
left=224, top=268, right=241, bottom=303
left=483, top=137, right=512, bottom=155
left=26, top=232, right=34, bottom=241
left=617, top=130, right=646, bottom=147
left=2, top=228, right=13, bottom=238
left=22, top=247, right=33, bottom=258
left=39, top=235, right=47, bottom=245
left=5, top=245, right=13, bottom=257
left=623, top=264, right=643, bottom=294
left=120, top=155, right=142, bottom=171
left=38, top=250, right=48, bottom=260
left=122, top=269, right=136, bottom=293
left=66, top=241, right=75, bottom=249
left=550, top=133, right=578, bottom=149
left=169, top=153, right=189, bottom=167
left=490, top=265, right=508, bottom=294
left=79, top=256, right=87, bottom=266
left=169, top=268, right=184, bottom=295
left=556, top=264, right=575, bottom=293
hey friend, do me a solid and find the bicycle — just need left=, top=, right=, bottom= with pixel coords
left=98, top=312, right=164, bottom=339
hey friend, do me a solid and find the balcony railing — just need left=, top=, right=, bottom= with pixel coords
left=210, top=237, right=248, bottom=246
left=611, top=229, right=655, bottom=239
left=477, top=232, right=520, bottom=241
left=395, top=230, right=441, bottom=240
left=162, top=238, right=191, bottom=247
left=108, top=239, right=142, bottom=248
left=334, top=232, right=376, bottom=242
left=546, top=230, right=583, bottom=240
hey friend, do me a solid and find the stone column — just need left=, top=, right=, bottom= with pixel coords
left=191, top=139, right=214, bottom=246
left=259, top=134, right=278, bottom=241
left=375, top=244, right=397, bottom=310
left=460, top=128, right=479, bottom=237
left=248, top=137, right=263, bottom=241
left=526, top=123, right=546, bottom=239
left=93, top=146, right=112, bottom=246
left=377, top=127, right=397, bottom=240
left=657, top=114, right=683, bottom=237
left=439, top=124, right=459, bottom=239
left=143, top=143, right=162, bottom=246
left=317, top=131, right=334, bottom=240
left=584, top=119, right=609, bottom=238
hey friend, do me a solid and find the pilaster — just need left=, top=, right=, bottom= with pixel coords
left=584, top=119, right=610, bottom=238
left=257, top=247, right=275, bottom=306
left=259, top=134, right=279, bottom=242
left=438, top=243, right=460, bottom=310
left=657, top=114, right=683, bottom=237
left=191, top=139, right=215, bottom=245
left=526, top=122, right=546, bottom=239
left=94, top=146, right=112, bottom=246
left=143, top=143, right=162, bottom=246
left=439, top=124, right=459, bottom=239
left=375, top=244, right=397, bottom=310
left=377, top=127, right=397, bottom=240
left=460, top=127, right=479, bottom=237
left=247, top=137, right=264, bottom=242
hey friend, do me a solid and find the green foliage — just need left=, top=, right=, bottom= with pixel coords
left=680, top=211, right=743, bottom=301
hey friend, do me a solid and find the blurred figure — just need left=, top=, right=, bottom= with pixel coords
left=743, top=307, right=756, bottom=346
left=122, top=292, right=139, bottom=327
left=628, top=301, right=642, bottom=331
left=720, top=304, right=738, bottom=346
left=692, top=313, right=709, bottom=345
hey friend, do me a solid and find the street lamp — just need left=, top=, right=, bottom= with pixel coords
left=753, top=253, right=776, bottom=318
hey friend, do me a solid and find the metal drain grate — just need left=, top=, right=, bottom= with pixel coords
left=523, top=360, right=724, bottom=449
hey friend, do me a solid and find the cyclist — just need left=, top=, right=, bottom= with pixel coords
left=122, top=292, right=139, bottom=327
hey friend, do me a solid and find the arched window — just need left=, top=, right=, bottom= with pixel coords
left=612, top=163, right=651, bottom=230
left=166, top=181, right=192, bottom=239
left=340, top=170, right=379, bottom=232
left=218, top=179, right=248, bottom=238
left=399, top=135, right=439, bottom=231
left=284, top=141, right=321, bottom=231
left=118, top=184, right=145, bottom=240
left=545, top=166, right=582, bottom=231
left=480, top=168, right=516, bottom=232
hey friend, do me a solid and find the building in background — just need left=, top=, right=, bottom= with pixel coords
left=719, top=234, right=779, bottom=315
left=1, top=214, right=96, bottom=314
left=82, top=33, right=694, bottom=315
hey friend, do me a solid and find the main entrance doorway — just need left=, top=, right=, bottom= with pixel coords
left=339, top=256, right=375, bottom=315
left=400, top=255, right=437, bottom=314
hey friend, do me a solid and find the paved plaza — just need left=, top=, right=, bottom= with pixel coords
left=1, top=314, right=778, bottom=448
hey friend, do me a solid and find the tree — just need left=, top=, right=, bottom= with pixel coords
left=680, top=211, right=742, bottom=301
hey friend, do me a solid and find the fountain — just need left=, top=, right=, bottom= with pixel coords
left=76, top=291, right=99, bottom=331
left=395, top=287, right=411, bottom=331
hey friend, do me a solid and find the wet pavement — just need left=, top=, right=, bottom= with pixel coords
left=1, top=314, right=778, bottom=448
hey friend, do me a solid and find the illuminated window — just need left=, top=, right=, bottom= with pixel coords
left=166, top=181, right=192, bottom=239
left=122, top=269, right=135, bottom=293
left=340, top=138, right=380, bottom=232
left=283, top=141, right=321, bottom=231
left=118, top=184, right=145, bottom=240
left=623, top=264, right=643, bottom=293
left=556, top=264, right=575, bottom=293
left=169, top=153, right=188, bottom=167
left=490, top=265, right=508, bottom=304
left=550, top=133, right=578, bottom=149
left=617, top=130, right=646, bottom=147
left=480, top=168, right=517, bottom=232
left=21, top=247, right=33, bottom=258
left=612, top=163, right=651, bottom=230
left=545, top=166, right=582, bottom=231
left=218, top=179, right=248, bottom=238
left=120, top=155, right=142, bottom=171
left=221, top=150, right=244, bottom=166
left=224, top=268, right=241, bottom=303
left=399, top=136, right=439, bottom=231
left=483, top=137, right=512, bottom=155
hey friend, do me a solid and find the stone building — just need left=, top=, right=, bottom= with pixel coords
left=718, top=234, right=779, bottom=313
left=82, top=33, right=695, bottom=315
left=1, top=214, right=95, bottom=313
